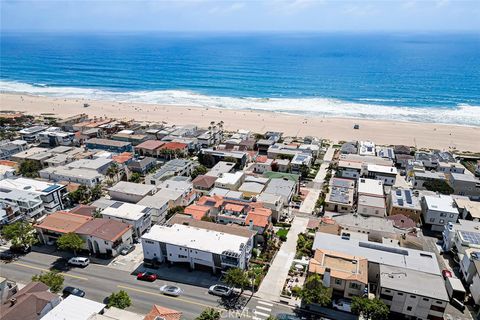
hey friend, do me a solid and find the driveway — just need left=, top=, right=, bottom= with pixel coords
left=108, top=243, right=144, bottom=272
left=312, top=146, right=335, bottom=189
left=256, top=216, right=309, bottom=302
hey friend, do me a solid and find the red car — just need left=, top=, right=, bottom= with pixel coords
left=137, top=272, right=157, bottom=282
left=442, top=269, right=452, bottom=279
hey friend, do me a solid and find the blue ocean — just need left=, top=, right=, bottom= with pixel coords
left=1, top=32, right=479, bottom=125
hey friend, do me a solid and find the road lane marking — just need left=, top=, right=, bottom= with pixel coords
left=13, top=262, right=88, bottom=281
left=253, top=310, right=270, bottom=317
left=257, top=300, right=273, bottom=306
left=256, top=306, right=271, bottom=312
left=117, top=285, right=223, bottom=311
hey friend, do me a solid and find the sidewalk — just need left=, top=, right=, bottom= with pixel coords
left=255, top=216, right=309, bottom=302
left=312, top=146, right=335, bottom=189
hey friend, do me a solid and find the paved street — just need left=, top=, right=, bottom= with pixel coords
left=312, top=146, right=335, bottom=189
left=0, top=251, right=297, bottom=319
left=256, top=216, right=309, bottom=303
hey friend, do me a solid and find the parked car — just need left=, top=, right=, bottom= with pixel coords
left=353, top=124, right=360, bottom=129
left=62, top=286, right=85, bottom=297
left=442, top=269, right=453, bottom=279
left=159, top=285, right=183, bottom=297
left=137, top=272, right=157, bottom=282
left=120, top=244, right=135, bottom=255
left=276, top=314, right=302, bottom=320
left=0, top=250, right=16, bottom=261
left=68, top=257, right=90, bottom=267
left=332, top=299, right=352, bottom=313
left=208, top=284, right=233, bottom=297
left=10, top=245, right=31, bottom=254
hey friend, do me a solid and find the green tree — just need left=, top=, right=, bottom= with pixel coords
left=129, top=172, right=141, bottom=183
left=19, top=160, right=42, bottom=178
left=223, top=267, right=250, bottom=294
left=191, top=165, right=208, bottom=179
left=106, top=163, right=119, bottom=180
left=351, top=297, right=389, bottom=320
left=200, top=215, right=215, bottom=222
left=298, top=274, right=332, bottom=306
left=2, top=221, right=38, bottom=249
left=423, top=179, right=454, bottom=195
left=299, top=164, right=310, bottom=179
left=196, top=308, right=220, bottom=320
left=32, top=270, right=64, bottom=293
left=90, top=184, right=103, bottom=202
left=107, top=290, right=132, bottom=309
left=56, top=232, right=85, bottom=255
left=68, top=185, right=90, bottom=204
left=166, top=206, right=184, bottom=221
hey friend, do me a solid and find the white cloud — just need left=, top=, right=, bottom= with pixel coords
left=208, top=2, right=245, bottom=15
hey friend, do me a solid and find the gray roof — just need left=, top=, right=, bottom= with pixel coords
left=313, top=232, right=441, bottom=275
left=108, top=181, right=156, bottom=196
left=380, top=264, right=448, bottom=301
left=263, top=178, right=296, bottom=199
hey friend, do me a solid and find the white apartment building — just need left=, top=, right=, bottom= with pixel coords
left=39, top=167, right=103, bottom=187
left=357, top=178, right=386, bottom=217
left=142, top=224, right=251, bottom=272
left=0, top=178, right=67, bottom=213
left=421, top=194, right=459, bottom=232
left=108, top=181, right=157, bottom=203
left=365, top=164, right=397, bottom=186
left=358, top=141, right=376, bottom=156
left=100, top=201, right=152, bottom=239
left=0, top=187, right=44, bottom=220
left=378, top=265, right=449, bottom=320
left=214, top=172, right=245, bottom=190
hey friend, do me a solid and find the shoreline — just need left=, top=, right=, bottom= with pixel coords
left=1, top=92, right=479, bottom=152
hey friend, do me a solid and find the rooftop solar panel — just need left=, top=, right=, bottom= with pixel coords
left=460, top=231, right=480, bottom=245
left=405, top=190, right=412, bottom=204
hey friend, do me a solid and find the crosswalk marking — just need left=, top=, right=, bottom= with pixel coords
left=253, top=310, right=270, bottom=317
left=256, top=306, right=272, bottom=312
left=252, top=317, right=264, bottom=320
left=257, top=300, right=273, bottom=307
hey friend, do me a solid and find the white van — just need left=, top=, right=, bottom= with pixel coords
left=68, top=257, right=90, bottom=267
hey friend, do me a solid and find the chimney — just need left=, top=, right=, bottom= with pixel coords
left=249, top=219, right=254, bottom=230
left=323, top=268, right=331, bottom=288
left=10, top=298, right=17, bottom=306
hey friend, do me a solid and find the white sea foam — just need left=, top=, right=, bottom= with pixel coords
left=1, top=80, right=479, bottom=126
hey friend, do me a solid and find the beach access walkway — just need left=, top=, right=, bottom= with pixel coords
left=255, top=216, right=309, bottom=302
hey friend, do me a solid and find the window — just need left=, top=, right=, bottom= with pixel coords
left=440, top=212, right=447, bottom=217
left=178, top=254, right=187, bottom=258
left=449, top=213, right=455, bottom=218
left=410, top=295, right=416, bottom=298
left=385, top=289, right=391, bottom=293
left=430, top=218, right=435, bottom=223
left=439, top=219, right=445, bottom=224
left=407, top=306, right=412, bottom=311
left=349, top=283, right=361, bottom=290
left=423, top=298, right=430, bottom=302
left=380, top=294, right=393, bottom=301
left=430, top=305, right=445, bottom=313
left=397, top=292, right=404, bottom=296
left=144, top=240, right=154, bottom=244
left=335, top=279, right=342, bottom=285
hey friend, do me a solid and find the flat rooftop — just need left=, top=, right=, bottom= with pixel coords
left=108, top=181, right=156, bottom=196
left=423, top=194, right=458, bottom=214
left=142, top=224, right=249, bottom=255
left=313, top=232, right=441, bottom=275
left=379, top=264, right=448, bottom=301
left=101, top=202, right=151, bottom=221
left=0, top=177, right=64, bottom=194
left=358, top=178, right=384, bottom=196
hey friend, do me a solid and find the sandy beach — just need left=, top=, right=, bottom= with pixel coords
left=1, top=93, right=479, bottom=152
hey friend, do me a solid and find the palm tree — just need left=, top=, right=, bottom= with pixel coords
left=106, top=163, right=119, bottom=181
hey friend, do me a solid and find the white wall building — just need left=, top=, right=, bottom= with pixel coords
left=100, top=201, right=152, bottom=239
left=214, top=172, right=245, bottom=190
left=142, top=224, right=251, bottom=272
left=108, top=181, right=157, bottom=203
left=0, top=187, right=44, bottom=220
left=0, top=178, right=67, bottom=213
left=39, top=167, right=103, bottom=187
left=421, top=194, right=459, bottom=232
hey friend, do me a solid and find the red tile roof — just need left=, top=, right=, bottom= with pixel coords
left=136, top=140, right=165, bottom=150
left=225, top=203, right=245, bottom=213
left=34, top=211, right=92, bottom=233
left=76, top=218, right=131, bottom=241
left=112, top=152, right=133, bottom=164
left=246, top=207, right=272, bottom=228
left=70, top=205, right=97, bottom=217
left=256, top=155, right=269, bottom=163
left=144, top=305, right=182, bottom=320
left=161, top=142, right=188, bottom=151
left=387, top=214, right=416, bottom=229
left=192, top=175, right=217, bottom=189
left=183, top=205, right=211, bottom=220
left=0, top=160, right=17, bottom=167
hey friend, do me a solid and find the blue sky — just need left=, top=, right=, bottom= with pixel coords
left=1, top=0, right=479, bottom=32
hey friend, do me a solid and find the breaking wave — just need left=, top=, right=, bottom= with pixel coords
left=1, top=80, right=479, bottom=126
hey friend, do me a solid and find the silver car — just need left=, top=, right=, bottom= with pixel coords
left=159, top=285, right=183, bottom=297
left=208, top=284, right=233, bottom=297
